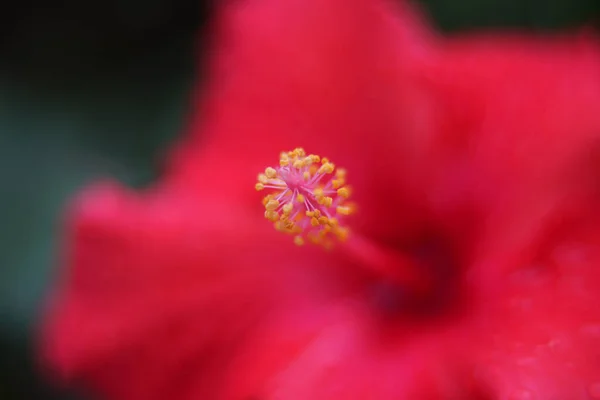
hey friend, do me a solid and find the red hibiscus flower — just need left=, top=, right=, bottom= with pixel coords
left=40, top=0, right=600, bottom=399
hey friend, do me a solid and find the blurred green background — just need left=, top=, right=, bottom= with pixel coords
left=0, top=0, right=598, bottom=398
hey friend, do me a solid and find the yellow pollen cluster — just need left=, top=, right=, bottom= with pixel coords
left=256, top=148, right=354, bottom=247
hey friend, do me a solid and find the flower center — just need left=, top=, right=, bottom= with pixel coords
left=255, top=148, right=434, bottom=303
left=255, top=147, right=354, bottom=247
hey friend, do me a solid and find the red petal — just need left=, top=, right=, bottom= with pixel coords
left=167, top=0, right=438, bottom=240
left=40, top=183, right=359, bottom=399
left=465, top=221, right=600, bottom=399
left=421, top=32, right=600, bottom=398
left=422, top=32, right=600, bottom=274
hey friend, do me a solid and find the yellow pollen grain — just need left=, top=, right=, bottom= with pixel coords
left=336, top=206, right=351, bottom=215
left=337, top=188, right=349, bottom=198
left=293, top=160, right=304, bottom=169
left=258, top=174, right=268, bottom=184
left=294, top=236, right=304, bottom=246
left=265, top=210, right=279, bottom=221
left=310, top=217, right=320, bottom=227
left=334, top=227, right=349, bottom=241
left=296, top=194, right=305, bottom=203
left=303, top=171, right=311, bottom=180
left=314, top=188, right=324, bottom=197
left=306, top=210, right=315, bottom=217
left=318, top=216, right=329, bottom=225
left=316, top=195, right=332, bottom=207
left=265, top=167, right=277, bottom=179
left=265, top=199, right=279, bottom=210
left=318, top=163, right=334, bottom=174
left=280, top=159, right=290, bottom=167
left=263, top=195, right=274, bottom=205
left=282, top=202, right=294, bottom=214
left=255, top=183, right=265, bottom=191
left=332, top=179, right=344, bottom=189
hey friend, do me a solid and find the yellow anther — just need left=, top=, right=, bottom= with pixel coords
left=293, top=160, right=304, bottom=169
left=265, top=199, right=280, bottom=211
left=262, top=195, right=273, bottom=205
left=306, top=210, right=315, bottom=217
left=332, top=179, right=344, bottom=189
left=282, top=202, right=294, bottom=214
left=258, top=174, right=268, bottom=184
left=265, top=167, right=277, bottom=179
left=310, top=217, right=320, bottom=227
left=294, top=148, right=306, bottom=157
left=294, top=236, right=304, bottom=246
left=318, top=216, right=329, bottom=225
left=314, top=188, right=324, bottom=197
left=321, top=157, right=329, bottom=164
left=334, top=227, right=349, bottom=241
left=255, top=183, right=265, bottom=191
left=318, top=163, right=334, bottom=174
left=283, top=219, right=294, bottom=229
left=317, top=196, right=332, bottom=207
left=320, top=225, right=332, bottom=235
left=309, top=165, right=318, bottom=175
left=336, top=168, right=347, bottom=179
left=280, top=159, right=290, bottom=167
left=265, top=210, right=279, bottom=221
left=329, top=217, right=339, bottom=226
left=303, top=171, right=311, bottom=180
left=336, top=206, right=351, bottom=215
left=337, top=188, right=350, bottom=198
left=313, top=210, right=321, bottom=218
left=310, top=155, right=320, bottom=163
left=296, top=194, right=305, bottom=203
left=275, top=220, right=285, bottom=230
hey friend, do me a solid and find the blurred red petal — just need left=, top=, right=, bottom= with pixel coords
left=168, top=0, right=438, bottom=240
left=421, top=31, right=600, bottom=277
left=42, top=182, right=364, bottom=399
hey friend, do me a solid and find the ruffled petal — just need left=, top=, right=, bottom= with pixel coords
left=41, top=182, right=359, bottom=399
left=168, top=0, right=438, bottom=239
left=421, top=32, right=600, bottom=275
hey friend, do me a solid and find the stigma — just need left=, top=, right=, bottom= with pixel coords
left=255, top=148, right=354, bottom=247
